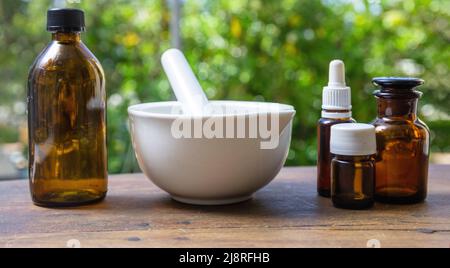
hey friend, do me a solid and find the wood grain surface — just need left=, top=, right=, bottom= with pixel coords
left=1, top=165, right=449, bottom=248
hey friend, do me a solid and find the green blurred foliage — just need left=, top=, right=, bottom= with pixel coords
left=0, top=0, right=449, bottom=173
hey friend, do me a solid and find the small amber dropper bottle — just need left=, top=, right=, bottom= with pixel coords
left=317, top=60, right=355, bottom=197
left=330, top=123, right=376, bottom=209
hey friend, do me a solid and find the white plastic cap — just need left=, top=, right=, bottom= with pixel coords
left=330, top=123, right=376, bottom=156
left=322, top=60, right=351, bottom=111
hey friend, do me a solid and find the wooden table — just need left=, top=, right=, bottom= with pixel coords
left=1, top=165, right=449, bottom=248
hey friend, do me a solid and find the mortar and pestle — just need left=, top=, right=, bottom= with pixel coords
left=128, top=49, right=295, bottom=205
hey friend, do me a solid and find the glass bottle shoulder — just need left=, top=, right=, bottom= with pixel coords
left=28, top=40, right=104, bottom=81
left=332, top=155, right=375, bottom=168
left=371, top=117, right=429, bottom=139
left=318, top=116, right=356, bottom=126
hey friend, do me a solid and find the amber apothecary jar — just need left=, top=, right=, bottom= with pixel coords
left=371, top=77, right=429, bottom=204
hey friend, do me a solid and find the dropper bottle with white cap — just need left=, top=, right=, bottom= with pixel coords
left=317, top=60, right=356, bottom=197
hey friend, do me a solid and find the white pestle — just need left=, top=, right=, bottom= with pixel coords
left=161, top=48, right=209, bottom=115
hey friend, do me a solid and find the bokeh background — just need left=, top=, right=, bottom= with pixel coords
left=0, top=0, right=449, bottom=179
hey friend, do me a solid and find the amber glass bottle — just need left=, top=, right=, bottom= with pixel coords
left=27, top=8, right=107, bottom=207
left=317, top=60, right=355, bottom=197
left=371, top=77, right=429, bottom=204
left=331, top=155, right=375, bottom=209
left=330, top=123, right=376, bottom=210
left=317, top=114, right=355, bottom=197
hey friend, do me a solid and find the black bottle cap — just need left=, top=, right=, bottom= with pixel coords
left=372, top=77, right=424, bottom=89
left=372, top=77, right=424, bottom=99
left=47, top=8, right=85, bottom=32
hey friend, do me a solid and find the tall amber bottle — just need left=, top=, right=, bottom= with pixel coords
left=372, top=77, right=429, bottom=204
left=27, top=8, right=107, bottom=207
left=317, top=60, right=355, bottom=197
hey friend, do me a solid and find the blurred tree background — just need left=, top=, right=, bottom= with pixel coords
left=0, top=0, right=449, bottom=174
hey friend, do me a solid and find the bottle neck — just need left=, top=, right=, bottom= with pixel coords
left=321, top=109, right=352, bottom=119
left=335, top=155, right=373, bottom=162
left=376, top=97, right=418, bottom=120
left=52, top=32, right=81, bottom=43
